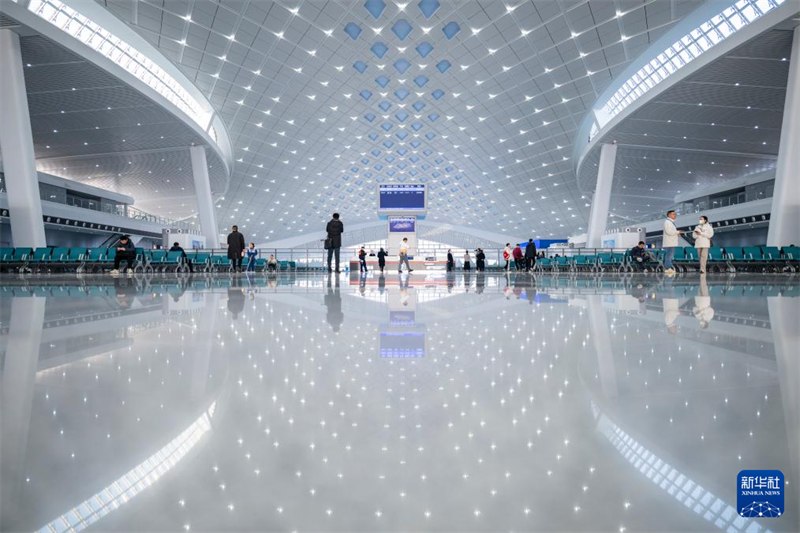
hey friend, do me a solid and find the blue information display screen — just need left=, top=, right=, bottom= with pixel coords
left=380, top=331, right=425, bottom=357
left=389, top=217, right=415, bottom=233
left=379, top=184, right=425, bottom=210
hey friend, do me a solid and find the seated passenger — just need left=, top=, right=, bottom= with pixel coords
left=267, top=254, right=278, bottom=272
left=169, top=241, right=193, bottom=273
left=111, top=235, right=136, bottom=276
left=631, top=241, right=654, bottom=270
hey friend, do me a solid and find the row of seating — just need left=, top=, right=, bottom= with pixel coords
left=534, top=246, right=800, bottom=273
left=0, top=247, right=298, bottom=274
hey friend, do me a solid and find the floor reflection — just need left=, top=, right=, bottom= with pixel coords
left=1, top=273, right=797, bottom=532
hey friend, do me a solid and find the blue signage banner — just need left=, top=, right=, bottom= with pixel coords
left=737, top=470, right=784, bottom=518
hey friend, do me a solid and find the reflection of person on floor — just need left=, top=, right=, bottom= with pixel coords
left=227, top=278, right=245, bottom=319
left=113, top=277, right=137, bottom=309
left=399, top=281, right=410, bottom=306
left=475, top=271, right=485, bottom=293
left=378, top=273, right=386, bottom=294
left=358, top=273, right=367, bottom=295
left=693, top=276, right=715, bottom=328
left=663, top=297, right=680, bottom=334
left=324, top=276, right=343, bottom=332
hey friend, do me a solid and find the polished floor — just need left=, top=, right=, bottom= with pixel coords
left=1, top=272, right=798, bottom=532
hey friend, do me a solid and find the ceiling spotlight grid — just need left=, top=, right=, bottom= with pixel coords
left=93, top=0, right=706, bottom=240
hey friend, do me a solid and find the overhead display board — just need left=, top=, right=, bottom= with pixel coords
left=378, top=184, right=426, bottom=216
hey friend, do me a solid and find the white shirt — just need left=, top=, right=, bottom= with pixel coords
left=663, top=218, right=679, bottom=248
left=399, top=242, right=409, bottom=254
left=464, top=253, right=471, bottom=262
left=504, top=246, right=512, bottom=258
left=693, top=296, right=715, bottom=324
left=663, top=298, right=680, bottom=327
left=693, top=222, right=714, bottom=248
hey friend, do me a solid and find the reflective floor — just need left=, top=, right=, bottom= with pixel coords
left=1, top=272, right=798, bottom=532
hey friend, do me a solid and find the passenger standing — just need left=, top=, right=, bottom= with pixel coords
left=693, top=215, right=714, bottom=274
left=358, top=247, right=368, bottom=273
left=463, top=250, right=471, bottom=271
left=325, top=213, right=344, bottom=273
left=503, top=243, right=512, bottom=271
left=245, top=243, right=258, bottom=272
left=398, top=238, right=413, bottom=273
left=524, top=239, right=537, bottom=271
left=512, top=244, right=523, bottom=270
left=476, top=249, right=486, bottom=272
left=446, top=249, right=455, bottom=272
left=662, top=210, right=681, bottom=274
left=227, top=225, right=246, bottom=273
left=377, top=247, right=387, bottom=273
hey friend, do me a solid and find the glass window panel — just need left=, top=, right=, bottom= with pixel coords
left=742, top=4, right=759, bottom=20
left=755, top=0, right=772, bottom=13
left=54, top=11, right=70, bottom=28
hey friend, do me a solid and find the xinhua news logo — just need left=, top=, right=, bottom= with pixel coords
left=737, top=470, right=784, bottom=518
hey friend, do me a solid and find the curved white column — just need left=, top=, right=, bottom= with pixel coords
left=190, top=146, right=220, bottom=248
left=0, top=30, right=46, bottom=248
left=768, top=25, right=800, bottom=246
left=586, top=143, right=617, bottom=249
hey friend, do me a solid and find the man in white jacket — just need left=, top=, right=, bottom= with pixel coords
left=693, top=215, right=715, bottom=274
left=662, top=210, right=681, bottom=274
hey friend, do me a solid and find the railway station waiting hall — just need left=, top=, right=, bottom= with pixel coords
left=1, top=0, right=799, bottom=532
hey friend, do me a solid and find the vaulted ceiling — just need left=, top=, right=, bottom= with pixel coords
left=91, top=0, right=705, bottom=242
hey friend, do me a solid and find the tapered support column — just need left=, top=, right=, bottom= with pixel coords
left=0, top=30, right=46, bottom=248
left=768, top=296, right=800, bottom=514
left=190, top=146, right=220, bottom=248
left=192, top=293, right=218, bottom=399
left=586, top=143, right=617, bottom=249
left=587, top=295, right=618, bottom=400
left=768, top=26, right=800, bottom=246
left=1, top=296, right=45, bottom=523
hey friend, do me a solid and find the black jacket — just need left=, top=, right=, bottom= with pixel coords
left=169, top=245, right=188, bottom=259
left=377, top=250, right=387, bottom=265
left=447, top=252, right=454, bottom=263
left=524, top=242, right=537, bottom=258
left=117, top=240, right=135, bottom=254
left=326, top=219, right=344, bottom=248
left=227, top=231, right=246, bottom=258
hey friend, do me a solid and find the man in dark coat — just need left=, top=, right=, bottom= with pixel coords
left=325, top=213, right=344, bottom=273
left=227, top=225, right=246, bottom=272
left=524, top=239, right=537, bottom=272
left=169, top=242, right=193, bottom=273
